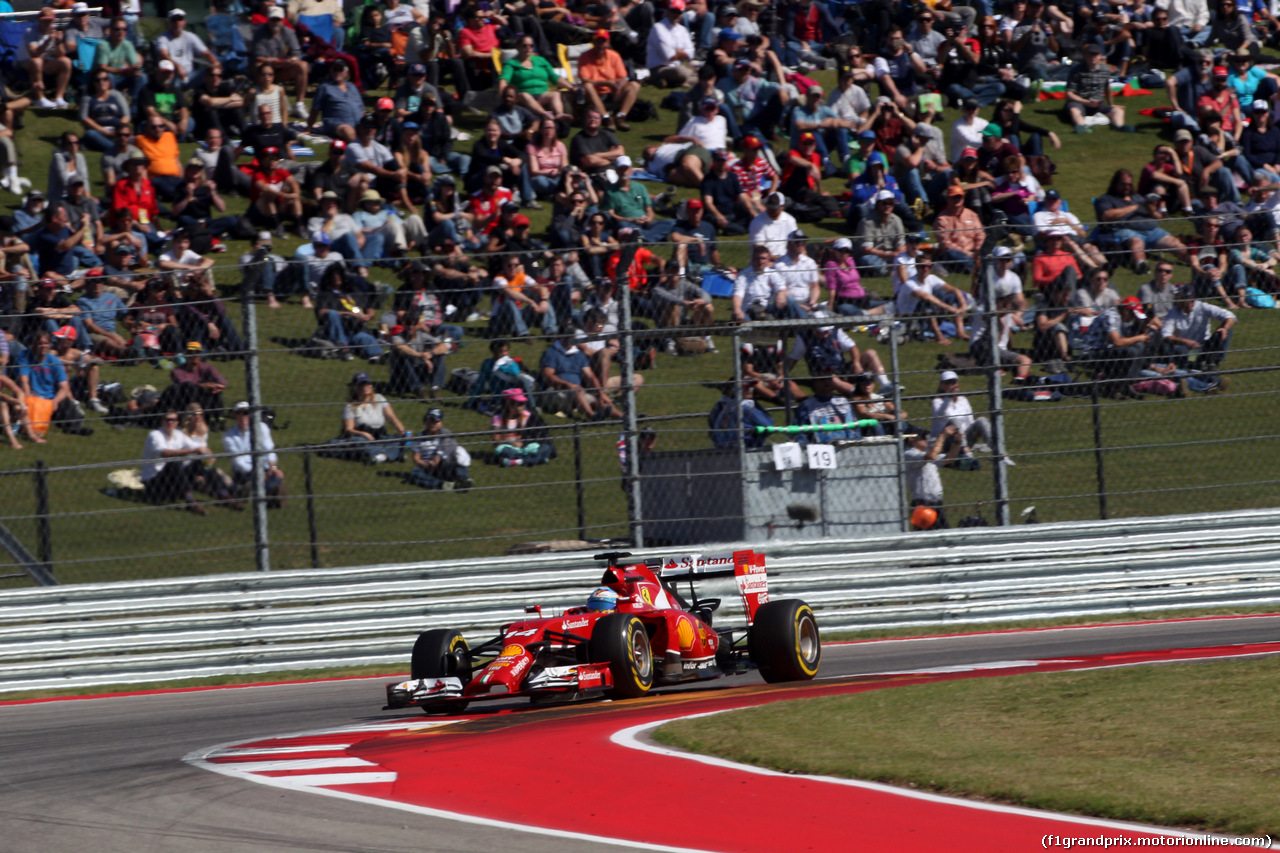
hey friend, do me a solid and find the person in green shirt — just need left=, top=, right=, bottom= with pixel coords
left=93, top=16, right=147, bottom=104
left=499, top=35, right=572, bottom=123
left=602, top=157, right=671, bottom=242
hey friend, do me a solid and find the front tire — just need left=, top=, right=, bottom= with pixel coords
left=748, top=600, right=821, bottom=683
left=410, top=628, right=471, bottom=713
left=589, top=613, right=654, bottom=699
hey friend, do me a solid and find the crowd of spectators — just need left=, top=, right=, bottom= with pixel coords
left=0, top=0, right=1272, bottom=516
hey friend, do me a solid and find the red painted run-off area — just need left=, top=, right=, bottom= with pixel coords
left=208, top=641, right=1280, bottom=853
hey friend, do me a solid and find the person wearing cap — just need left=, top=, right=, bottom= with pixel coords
left=392, top=62, right=445, bottom=124
left=646, top=0, right=697, bottom=89
left=1031, top=228, right=1083, bottom=302
left=57, top=171, right=104, bottom=259
left=1166, top=49, right=1218, bottom=132
left=854, top=190, right=906, bottom=278
left=748, top=191, right=799, bottom=260
left=894, top=122, right=950, bottom=207
left=933, top=184, right=983, bottom=275
left=1095, top=168, right=1188, bottom=272
left=172, top=156, right=238, bottom=239
left=91, top=16, right=147, bottom=108
left=467, top=163, right=519, bottom=242
left=250, top=4, right=309, bottom=118
left=1078, top=294, right=1161, bottom=393
left=578, top=29, right=640, bottom=131
left=19, top=7, right=72, bottom=109
left=666, top=94, right=730, bottom=170
left=1032, top=189, right=1106, bottom=271
left=355, top=187, right=430, bottom=261
left=786, top=309, right=896, bottom=397
left=242, top=145, right=300, bottom=240
left=770, top=229, right=821, bottom=319
left=896, top=250, right=969, bottom=346
left=729, top=135, right=778, bottom=211
left=410, top=408, right=472, bottom=489
left=222, top=400, right=285, bottom=506
left=421, top=93, right=471, bottom=180
left=823, top=237, right=877, bottom=317
left=975, top=123, right=1017, bottom=179
left=1200, top=64, right=1243, bottom=136
left=722, top=53, right=791, bottom=142
left=849, top=152, right=912, bottom=229
left=337, top=371, right=407, bottom=464
left=385, top=286, right=454, bottom=402
left=1064, top=43, right=1133, bottom=134
left=601, top=155, right=663, bottom=239
left=305, top=189, right=363, bottom=259
left=164, top=340, right=228, bottom=416
left=1240, top=99, right=1280, bottom=181
left=491, top=385, right=555, bottom=468
left=870, top=29, right=927, bottom=112
left=930, top=371, right=993, bottom=461
left=21, top=276, right=87, bottom=350
left=539, top=323, right=622, bottom=420
left=701, top=148, right=752, bottom=235
left=157, top=8, right=218, bottom=91
left=1188, top=223, right=1246, bottom=309
left=138, top=58, right=193, bottom=140
left=468, top=118, right=538, bottom=208
left=790, top=84, right=856, bottom=172
left=499, top=34, right=574, bottom=124
left=1160, top=283, right=1236, bottom=379
left=343, top=117, right=407, bottom=212
left=793, top=375, right=860, bottom=444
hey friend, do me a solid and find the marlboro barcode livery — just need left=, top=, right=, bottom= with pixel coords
left=385, top=550, right=820, bottom=713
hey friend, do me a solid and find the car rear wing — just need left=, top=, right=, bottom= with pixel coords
left=652, top=550, right=769, bottom=625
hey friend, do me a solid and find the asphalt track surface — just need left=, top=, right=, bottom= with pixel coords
left=2, top=614, right=1278, bottom=853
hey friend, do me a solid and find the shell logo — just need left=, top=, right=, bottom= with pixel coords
left=499, top=644, right=525, bottom=658
left=676, top=616, right=696, bottom=651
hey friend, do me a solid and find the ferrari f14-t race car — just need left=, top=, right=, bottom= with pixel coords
left=385, top=549, right=820, bottom=713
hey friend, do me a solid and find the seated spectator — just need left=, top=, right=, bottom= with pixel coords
left=930, top=369, right=992, bottom=457
left=18, top=328, right=92, bottom=440
left=854, top=191, right=906, bottom=277
left=49, top=323, right=106, bottom=415
left=395, top=122, right=432, bottom=212
left=163, top=341, right=227, bottom=416
left=469, top=169, right=518, bottom=241
left=315, top=264, right=381, bottom=361
left=92, top=16, right=146, bottom=107
left=850, top=372, right=906, bottom=435
left=48, top=132, right=93, bottom=213
left=0, top=363, right=25, bottom=449
left=568, top=108, right=625, bottom=176
left=140, top=409, right=209, bottom=514
left=305, top=59, right=363, bottom=143
left=968, top=287, right=1032, bottom=382
left=789, top=319, right=894, bottom=396
left=129, top=277, right=183, bottom=363
left=721, top=56, right=790, bottom=143
left=426, top=175, right=483, bottom=252
left=1033, top=279, right=1084, bottom=373
left=1032, top=231, right=1082, bottom=297
left=455, top=6, right=502, bottom=92
left=252, top=5, right=309, bottom=119
left=823, top=238, right=878, bottom=317
left=20, top=278, right=85, bottom=349
left=490, top=254, right=557, bottom=339
left=156, top=8, right=218, bottom=90
left=538, top=326, right=621, bottom=420
left=578, top=29, right=639, bottom=131
left=193, top=66, right=246, bottom=143
left=410, top=408, right=472, bottom=489
left=491, top=387, right=554, bottom=467
left=21, top=8, right=72, bottom=109
left=59, top=173, right=104, bottom=259
left=895, top=256, right=968, bottom=345
left=934, top=185, right=984, bottom=274
left=223, top=400, right=285, bottom=506
left=112, top=156, right=163, bottom=251
left=344, top=117, right=406, bottom=210
left=387, top=301, right=452, bottom=399
left=1032, top=189, right=1105, bottom=271
left=354, top=189, right=429, bottom=260
left=748, top=191, right=799, bottom=260
left=990, top=152, right=1043, bottom=233
left=603, top=157, right=667, bottom=242
left=500, top=35, right=572, bottom=124
left=708, top=380, right=773, bottom=450
left=138, top=60, right=192, bottom=140
left=35, top=205, right=99, bottom=279
left=76, top=273, right=132, bottom=359
left=246, top=62, right=292, bottom=131
left=341, top=371, right=407, bottom=464
left=894, top=122, right=950, bottom=207
left=422, top=95, right=469, bottom=178
left=136, top=119, right=184, bottom=202
left=701, top=148, right=751, bottom=236
left=795, top=375, right=859, bottom=443
left=81, top=71, right=133, bottom=155
left=647, top=0, right=697, bottom=88
left=101, top=125, right=142, bottom=192
left=1080, top=295, right=1156, bottom=393
left=1065, top=43, right=1133, bottom=134
left=1161, top=284, right=1236, bottom=378
left=247, top=146, right=303, bottom=236
left=527, top=118, right=568, bottom=201
left=356, top=5, right=396, bottom=87
left=172, top=158, right=237, bottom=238
left=1095, top=169, right=1188, bottom=272
left=102, top=207, right=151, bottom=271
left=779, top=131, right=841, bottom=219
left=178, top=271, right=242, bottom=359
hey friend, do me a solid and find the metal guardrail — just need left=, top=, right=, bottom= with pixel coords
left=3, top=508, right=1280, bottom=694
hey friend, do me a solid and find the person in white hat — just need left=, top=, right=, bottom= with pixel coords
left=156, top=8, right=219, bottom=91
left=930, top=370, right=996, bottom=461
left=854, top=189, right=906, bottom=277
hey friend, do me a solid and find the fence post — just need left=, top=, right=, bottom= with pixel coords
left=573, top=423, right=585, bottom=540
left=1090, top=383, right=1109, bottom=520
left=889, top=322, right=908, bottom=532
left=241, top=275, right=269, bottom=571
left=303, top=450, right=320, bottom=568
left=618, top=246, right=643, bottom=548
left=981, top=260, right=1011, bottom=526
left=33, top=460, right=51, bottom=573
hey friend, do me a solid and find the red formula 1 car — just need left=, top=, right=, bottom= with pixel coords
left=384, top=550, right=820, bottom=713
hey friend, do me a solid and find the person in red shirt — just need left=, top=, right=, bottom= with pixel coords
left=456, top=6, right=503, bottom=90
left=248, top=146, right=302, bottom=235
left=111, top=155, right=161, bottom=250
left=779, top=132, right=839, bottom=217
left=577, top=29, right=641, bottom=132
left=1032, top=231, right=1081, bottom=294
left=603, top=233, right=663, bottom=291
left=469, top=165, right=515, bottom=235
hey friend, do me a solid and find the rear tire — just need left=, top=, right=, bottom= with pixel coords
left=589, top=613, right=654, bottom=699
left=410, top=628, right=471, bottom=713
left=748, top=600, right=821, bottom=683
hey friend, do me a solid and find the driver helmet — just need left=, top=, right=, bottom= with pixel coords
left=586, top=586, right=619, bottom=612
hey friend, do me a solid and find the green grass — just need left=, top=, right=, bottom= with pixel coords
left=2, top=32, right=1280, bottom=585
left=653, top=657, right=1280, bottom=836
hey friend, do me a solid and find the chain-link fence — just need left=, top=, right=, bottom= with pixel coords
left=2, top=226, right=1279, bottom=587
